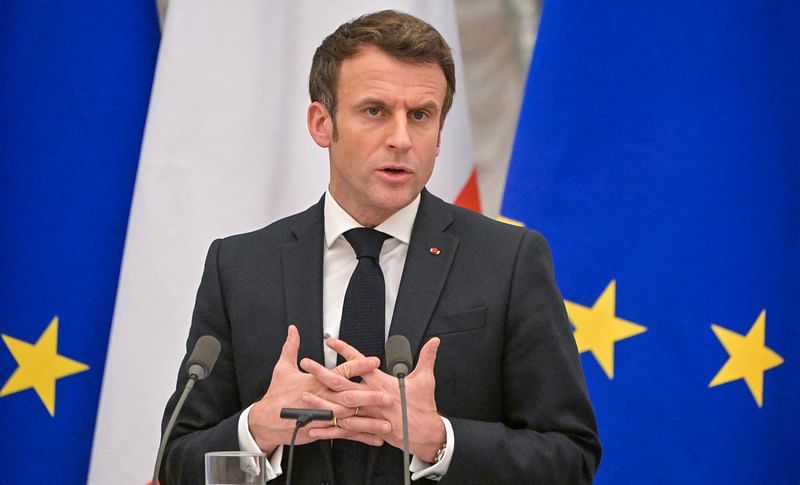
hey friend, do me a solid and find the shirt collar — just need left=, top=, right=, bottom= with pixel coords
left=324, top=191, right=420, bottom=249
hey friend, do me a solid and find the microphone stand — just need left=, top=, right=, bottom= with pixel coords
left=280, top=408, right=333, bottom=485
left=398, top=374, right=411, bottom=485
left=152, top=374, right=197, bottom=485
left=152, top=335, right=220, bottom=485
left=385, top=335, right=414, bottom=485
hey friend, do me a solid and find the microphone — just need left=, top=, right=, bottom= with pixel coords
left=386, top=335, right=413, bottom=378
left=152, top=335, right=221, bottom=485
left=280, top=408, right=334, bottom=423
left=281, top=408, right=334, bottom=485
left=385, top=335, right=413, bottom=485
left=186, top=335, right=222, bottom=379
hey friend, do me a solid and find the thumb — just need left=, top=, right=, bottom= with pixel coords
left=278, top=324, right=301, bottom=370
left=411, top=337, right=440, bottom=377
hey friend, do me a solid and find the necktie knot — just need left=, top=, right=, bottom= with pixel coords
left=344, top=228, right=390, bottom=260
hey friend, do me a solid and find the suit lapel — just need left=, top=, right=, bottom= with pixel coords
left=280, top=198, right=337, bottom=477
left=389, top=190, right=458, bottom=360
left=281, top=198, right=326, bottom=365
left=366, top=192, right=458, bottom=482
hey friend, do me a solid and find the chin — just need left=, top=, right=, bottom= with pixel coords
left=375, top=190, right=418, bottom=212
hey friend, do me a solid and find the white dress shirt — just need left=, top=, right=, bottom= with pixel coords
left=238, top=191, right=453, bottom=481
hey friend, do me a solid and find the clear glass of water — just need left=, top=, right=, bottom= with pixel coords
left=205, top=451, right=267, bottom=485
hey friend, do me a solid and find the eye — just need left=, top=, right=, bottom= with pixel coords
left=366, top=107, right=381, bottom=117
left=411, top=110, right=428, bottom=121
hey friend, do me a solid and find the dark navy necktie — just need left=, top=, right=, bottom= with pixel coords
left=333, top=227, right=390, bottom=485
left=337, top=227, right=391, bottom=365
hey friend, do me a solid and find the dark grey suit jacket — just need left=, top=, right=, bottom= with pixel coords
left=160, top=190, right=601, bottom=484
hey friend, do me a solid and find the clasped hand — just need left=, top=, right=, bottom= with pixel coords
left=248, top=325, right=444, bottom=462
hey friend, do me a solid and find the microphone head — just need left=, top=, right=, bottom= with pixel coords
left=280, top=408, right=334, bottom=422
left=185, top=335, right=221, bottom=380
left=385, top=335, right=413, bottom=377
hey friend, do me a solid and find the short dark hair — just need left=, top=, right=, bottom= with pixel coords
left=309, top=10, right=456, bottom=133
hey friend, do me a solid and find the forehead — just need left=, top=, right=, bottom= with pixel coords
left=336, top=45, right=447, bottom=105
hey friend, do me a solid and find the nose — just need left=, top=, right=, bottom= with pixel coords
left=386, top=113, right=412, bottom=151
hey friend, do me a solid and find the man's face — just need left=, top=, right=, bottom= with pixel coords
left=308, top=45, right=447, bottom=227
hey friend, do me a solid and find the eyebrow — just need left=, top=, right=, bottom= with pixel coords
left=354, top=98, right=441, bottom=113
left=355, top=98, right=390, bottom=110
left=413, top=101, right=440, bottom=113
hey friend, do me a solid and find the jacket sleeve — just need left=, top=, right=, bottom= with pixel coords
left=159, top=239, right=243, bottom=484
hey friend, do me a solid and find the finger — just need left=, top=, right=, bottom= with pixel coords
left=277, top=324, right=301, bottom=370
left=410, top=337, right=440, bottom=377
left=343, top=433, right=386, bottom=447
left=333, top=390, right=392, bottom=408
left=306, top=415, right=392, bottom=439
left=307, top=428, right=385, bottom=447
left=336, top=416, right=393, bottom=435
left=291, top=392, right=351, bottom=420
left=302, top=389, right=390, bottom=411
left=326, top=337, right=366, bottom=361
left=300, top=357, right=380, bottom=391
left=299, top=358, right=358, bottom=391
left=334, top=356, right=382, bottom=379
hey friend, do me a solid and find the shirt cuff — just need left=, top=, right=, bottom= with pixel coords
left=409, top=416, right=454, bottom=481
left=238, top=403, right=284, bottom=481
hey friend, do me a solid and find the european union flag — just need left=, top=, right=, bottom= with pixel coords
left=0, top=3, right=158, bottom=483
left=502, top=1, right=799, bottom=483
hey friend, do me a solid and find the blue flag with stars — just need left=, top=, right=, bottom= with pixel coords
left=501, top=1, right=799, bottom=483
left=0, top=2, right=159, bottom=483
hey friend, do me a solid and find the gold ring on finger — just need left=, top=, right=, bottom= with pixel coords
left=354, top=407, right=360, bottom=417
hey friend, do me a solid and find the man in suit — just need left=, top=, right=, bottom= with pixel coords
left=160, top=10, right=600, bottom=484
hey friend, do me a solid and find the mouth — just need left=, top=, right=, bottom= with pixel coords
left=377, top=165, right=413, bottom=182
left=378, top=164, right=412, bottom=174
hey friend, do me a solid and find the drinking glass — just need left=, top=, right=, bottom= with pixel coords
left=205, top=451, right=266, bottom=485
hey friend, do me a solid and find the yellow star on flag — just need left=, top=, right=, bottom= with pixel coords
left=496, top=215, right=524, bottom=227
left=565, top=280, right=647, bottom=379
left=709, top=309, right=783, bottom=407
left=1, top=316, right=90, bottom=416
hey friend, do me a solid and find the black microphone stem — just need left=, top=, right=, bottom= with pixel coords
left=385, top=335, right=414, bottom=485
left=285, top=417, right=309, bottom=485
left=399, top=375, right=411, bottom=485
left=152, top=374, right=197, bottom=485
left=280, top=408, right=332, bottom=485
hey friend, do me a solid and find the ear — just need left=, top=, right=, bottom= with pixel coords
left=307, top=101, right=333, bottom=148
